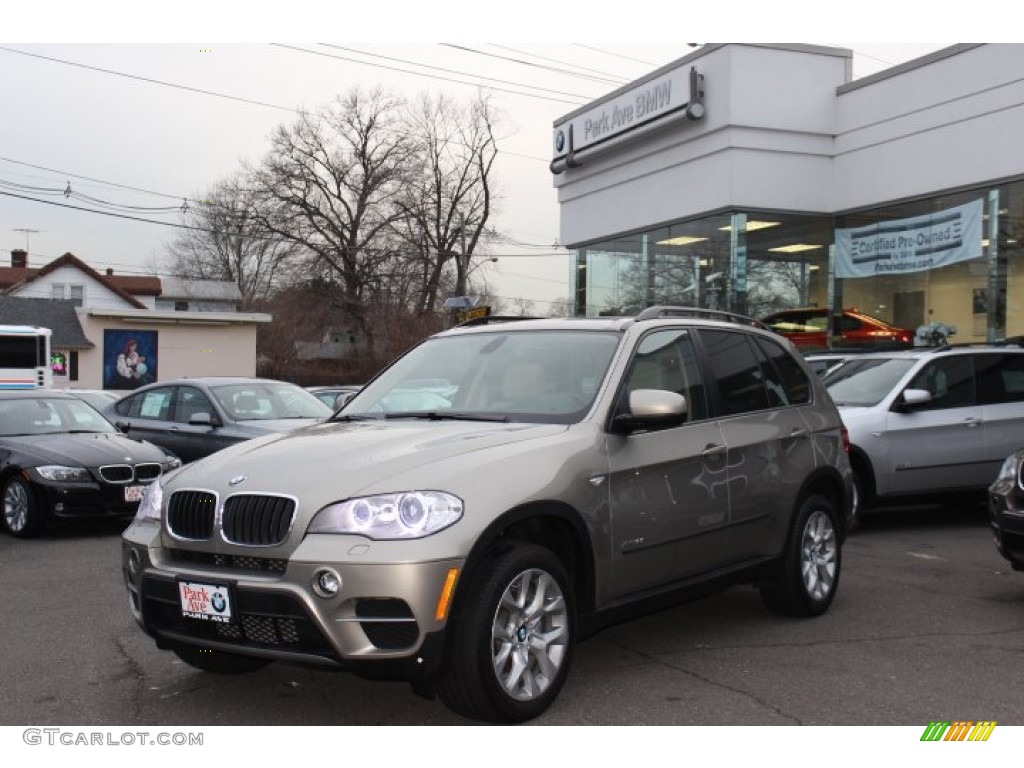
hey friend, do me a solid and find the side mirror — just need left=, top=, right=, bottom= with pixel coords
left=612, top=389, right=688, bottom=434
left=894, top=388, right=932, bottom=412
left=334, top=392, right=357, bottom=410
left=188, top=412, right=221, bottom=427
left=115, top=420, right=131, bottom=434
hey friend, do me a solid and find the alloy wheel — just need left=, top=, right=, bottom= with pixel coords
left=491, top=567, right=569, bottom=702
left=800, top=509, right=837, bottom=601
left=4, top=481, right=29, bottom=533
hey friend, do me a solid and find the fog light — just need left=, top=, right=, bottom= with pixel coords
left=127, top=548, right=141, bottom=576
left=312, top=568, right=341, bottom=598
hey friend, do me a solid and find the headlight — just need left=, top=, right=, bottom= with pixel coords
left=996, top=454, right=1018, bottom=482
left=35, top=465, right=91, bottom=482
left=308, top=491, right=463, bottom=540
left=134, top=480, right=164, bottom=523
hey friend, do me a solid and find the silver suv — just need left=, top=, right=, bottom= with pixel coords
left=821, top=345, right=1024, bottom=519
left=122, top=308, right=852, bottom=722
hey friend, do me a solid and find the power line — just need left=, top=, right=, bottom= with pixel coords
left=571, top=44, right=661, bottom=68
left=439, top=43, right=628, bottom=87
left=0, top=45, right=300, bottom=114
left=270, top=43, right=587, bottom=107
left=488, top=44, right=633, bottom=83
left=316, top=44, right=601, bottom=101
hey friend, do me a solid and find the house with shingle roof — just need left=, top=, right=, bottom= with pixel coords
left=0, top=249, right=270, bottom=389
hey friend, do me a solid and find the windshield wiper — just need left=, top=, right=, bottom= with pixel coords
left=383, top=411, right=510, bottom=423
left=330, top=413, right=384, bottom=422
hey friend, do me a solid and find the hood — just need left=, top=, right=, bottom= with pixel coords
left=11, top=432, right=172, bottom=467
left=168, top=419, right=566, bottom=501
left=228, top=418, right=325, bottom=436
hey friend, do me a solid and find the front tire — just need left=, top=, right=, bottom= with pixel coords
left=760, top=494, right=841, bottom=617
left=171, top=644, right=271, bottom=674
left=2, top=475, right=45, bottom=538
left=438, top=543, right=574, bottom=723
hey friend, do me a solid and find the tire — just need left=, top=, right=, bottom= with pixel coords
left=171, top=644, right=271, bottom=674
left=438, top=543, right=574, bottom=723
left=760, top=494, right=841, bottom=617
left=2, top=475, right=45, bottom=538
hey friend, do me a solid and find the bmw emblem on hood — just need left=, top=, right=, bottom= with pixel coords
left=229, top=475, right=247, bottom=486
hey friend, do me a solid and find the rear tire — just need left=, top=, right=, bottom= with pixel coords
left=171, top=644, right=271, bottom=674
left=438, top=543, right=574, bottom=723
left=761, top=494, right=841, bottom=617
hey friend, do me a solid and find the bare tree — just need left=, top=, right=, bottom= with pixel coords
left=250, top=88, right=417, bottom=342
left=163, top=173, right=297, bottom=308
left=393, top=92, right=500, bottom=314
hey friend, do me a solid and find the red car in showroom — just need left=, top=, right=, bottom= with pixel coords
left=761, top=307, right=914, bottom=350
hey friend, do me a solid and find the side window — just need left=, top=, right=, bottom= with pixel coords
left=978, top=354, right=1024, bottom=404
left=700, top=330, right=770, bottom=416
left=754, top=336, right=811, bottom=405
left=175, top=387, right=215, bottom=423
left=619, top=329, right=707, bottom=422
left=136, top=388, right=173, bottom=420
left=907, top=357, right=975, bottom=409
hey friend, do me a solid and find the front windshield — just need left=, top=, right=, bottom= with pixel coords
left=0, top=397, right=118, bottom=436
left=822, top=358, right=917, bottom=407
left=341, top=330, right=622, bottom=424
left=212, top=383, right=334, bottom=421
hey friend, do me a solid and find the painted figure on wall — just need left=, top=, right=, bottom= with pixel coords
left=104, top=330, right=157, bottom=390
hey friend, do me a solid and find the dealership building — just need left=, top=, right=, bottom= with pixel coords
left=551, top=43, right=1024, bottom=344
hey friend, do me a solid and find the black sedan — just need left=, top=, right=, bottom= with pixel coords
left=0, top=390, right=181, bottom=537
left=104, top=377, right=333, bottom=463
left=989, top=448, right=1024, bottom=570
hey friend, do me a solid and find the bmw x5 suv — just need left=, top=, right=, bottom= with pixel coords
left=122, top=307, right=852, bottom=722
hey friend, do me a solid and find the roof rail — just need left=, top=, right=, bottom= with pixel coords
left=455, top=315, right=540, bottom=328
left=634, top=305, right=770, bottom=330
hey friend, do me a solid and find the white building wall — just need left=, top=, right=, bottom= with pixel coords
left=11, top=266, right=139, bottom=309
left=834, top=44, right=1024, bottom=211
left=75, top=311, right=267, bottom=389
left=556, top=43, right=1024, bottom=247
left=554, top=44, right=850, bottom=247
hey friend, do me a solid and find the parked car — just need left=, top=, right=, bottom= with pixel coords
left=123, top=307, right=852, bottom=723
left=762, top=307, right=914, bottom=351
left=63, top=388, right=126, bottom=412
left=989, top=448, right=1024, bottom=570
left=106, top=377, right=333, bottom=463
left=305, top=385, right=362, bottom=410
left=804, top=351, right=859, bottom=377
left=821, top=345, right=1024, bottom=522
left=0, top=390, right=180, bottom=537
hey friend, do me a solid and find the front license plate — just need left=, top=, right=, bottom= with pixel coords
left=124, top=485, right=144, bottom=503
left=179, top=580, right=234, bottom=623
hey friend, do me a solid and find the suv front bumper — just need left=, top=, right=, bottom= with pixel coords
left=122, top=525, right=463, bottom=681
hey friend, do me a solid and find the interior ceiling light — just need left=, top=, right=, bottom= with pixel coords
left=717, top=220, right=782, bottom=232
left=768, top=244, right=823, bottom=254
left=656, top=236, right=708, bottom=246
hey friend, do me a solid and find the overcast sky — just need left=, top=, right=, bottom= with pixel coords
left=2, top=5, right=959, bottom=313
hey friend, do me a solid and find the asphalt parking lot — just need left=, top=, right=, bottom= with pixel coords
left=2, top=499, right=1023, bottom=727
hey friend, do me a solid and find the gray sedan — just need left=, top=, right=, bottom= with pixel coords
left=106, top=377, right=332, bottom=463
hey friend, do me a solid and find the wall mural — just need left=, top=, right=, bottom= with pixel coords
left=103, top=329, right=157, bottom=390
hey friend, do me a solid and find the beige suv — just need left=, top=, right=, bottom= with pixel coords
left=122, top=308, right=852, bottom=722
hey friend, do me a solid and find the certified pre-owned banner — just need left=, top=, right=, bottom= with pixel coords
left=835, top=199, right=983, bottom=278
